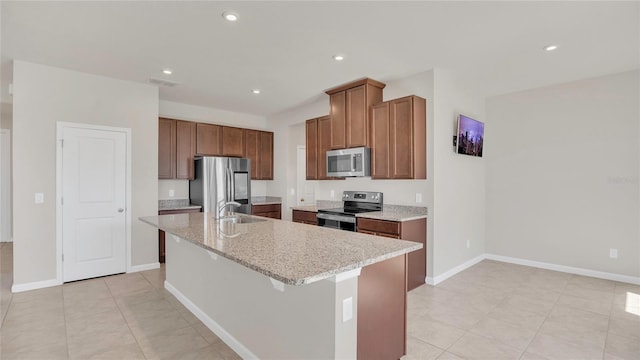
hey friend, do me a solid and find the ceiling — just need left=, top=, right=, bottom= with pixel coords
left=2, top=1, right=638, bottom=117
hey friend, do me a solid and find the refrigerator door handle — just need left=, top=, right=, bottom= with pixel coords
left=226, top=167, right=232, bottom=201
left=230, top=168, right=236, bottom=202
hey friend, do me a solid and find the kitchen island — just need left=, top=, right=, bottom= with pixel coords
left=140, top=212, right=421, bottom=359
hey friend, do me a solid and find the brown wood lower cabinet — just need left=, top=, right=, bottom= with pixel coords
left=358, top=254, right=407, bottom=360
left=291, top=209, right=317, bottom=225
left=251, top=203, right=281, bottom=219
left=358, top=217, right=427, bottom=291
left=158, top=208, right=201, bottom=263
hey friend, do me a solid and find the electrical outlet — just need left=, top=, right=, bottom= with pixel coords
left=330, top=190, right=335, bottom=199
left=34, top=193, right=44, bottom=204
left=342, top=297, right=353, bottom=322
left=168, top=189, right=175, bottom=197
left=609, top=248, right=618, bottom=259
left=466, top=240, right=471, bottom=249
left=290, top=188, right=295, bottom=195
left=415, top=193, right=423, bottom=203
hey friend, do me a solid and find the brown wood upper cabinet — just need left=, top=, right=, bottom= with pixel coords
left=175, top=120, right=196, bottom=179
left=158, top=118, right=196, bottom=180
left=222, top=126, right=244, bottom=157
left=244, top=129, right=274, bottom=180
left=325, top=78, right=385, bottom=149
left=370, top=95, right=426, bottom=179
left=158, top=118, right=176, bottom=179
left=196, top=123, right=222, bottom=156
left=306, top=116, right=342, bottom=180
left=258, top=131, right=274, bottom=180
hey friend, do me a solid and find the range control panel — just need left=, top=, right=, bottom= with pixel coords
left=342, top=191, right=383, bottom=204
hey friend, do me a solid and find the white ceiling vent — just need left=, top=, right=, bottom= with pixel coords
left=149, top=78, right=179, bottom=87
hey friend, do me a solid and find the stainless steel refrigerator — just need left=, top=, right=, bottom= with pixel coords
left=189, top=157, right=251, bottom=217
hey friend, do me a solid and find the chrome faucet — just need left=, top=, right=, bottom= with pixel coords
left=218, top=201, right=242, bottom=219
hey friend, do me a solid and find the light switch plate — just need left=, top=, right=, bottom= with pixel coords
left=35, top=193, right=44, bottom=204
left=342, top=297, right=353, bottom=322
left=169, top=189, right=175, bottom=197
left=415, top=193, right=423, bottom=203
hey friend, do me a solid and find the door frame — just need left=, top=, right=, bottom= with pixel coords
left=1, top=129, right=12, bottom=242
left=56, top=122, right=132, bottom=284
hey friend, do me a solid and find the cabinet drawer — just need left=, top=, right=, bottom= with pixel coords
left=357, top=218, right=400, bottom=236
left=252, top=203, right=281, bottom=213
left=292, top=210, right=317, bottom=224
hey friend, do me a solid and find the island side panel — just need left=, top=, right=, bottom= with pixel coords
left=164, top=233, right=358, bottom=359
left=357, top=254, right=408, bottom=360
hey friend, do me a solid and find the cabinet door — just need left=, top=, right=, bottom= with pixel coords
left=329, top=91, right=347, bottom=149
left=318, top=116, right=336, bottom=179
left=292, top=210, right=317, bottom=224
left=346, top=85, right=368, bottom=148
left=390, top=97, right=414, bottom=179
left=158, top=118, right=176, bottom=179
left=222, top=126, right=245, bottom=157
left=196, top=123, right=222, bottom=156
left=305, top=119, right=318, bottom=180
left=259, top=131, right=273, bottom=180
left=176, top=120, right=196, bottom=180
left=370, top=102, right=391, bottom=179
left=244, top=129, right=259, bottom=180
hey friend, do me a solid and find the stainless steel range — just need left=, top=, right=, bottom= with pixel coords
left=316, top=191, right=383, bottom=232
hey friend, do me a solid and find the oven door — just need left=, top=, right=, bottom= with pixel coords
left=316, top=213, right=356, bottom=232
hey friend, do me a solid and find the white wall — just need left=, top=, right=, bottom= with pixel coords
left=158, top=100, right=269, bottom=198
left=486, top=70, right=639, bottom=278
left=12, top=61, right=159, bottom=286
left=266, top=97, right=330, bottom=220
left=431, top=69, right=487, bottom=279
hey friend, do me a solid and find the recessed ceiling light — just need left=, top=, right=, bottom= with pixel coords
left=252, top=89, right=261, bottom=94
left=544, top=45, right=558, bottom=52
left=222, top=11, right=239, bottom=22
left=162, top=69, right=173, bottom=75
left=333, top=54, right=345, bottom=61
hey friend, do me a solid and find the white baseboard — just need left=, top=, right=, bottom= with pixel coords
left=426, top=254, right=486, bottom=286
left=485, top=254, right=640, bottom=285
left=11, top=278, right=61, bottom=293
left=128, top=262, right=160, bottom=273
left=1, top=239, right=12, bottom=243
left=164, top=280, right=258, bottom=360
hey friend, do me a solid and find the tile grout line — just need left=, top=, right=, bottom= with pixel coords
left=521, top=273, right=572, bottom=358
left=601, top=283, right=618, bottom=360
left=104, top=275, right=150, bottom=360
left=62, top=286, right=71, bottom=359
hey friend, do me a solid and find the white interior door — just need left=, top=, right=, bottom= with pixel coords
left=296, top=146, right=315, bottom=206
left=62, top=126, right=127, bottom=282
left=1, top=129, right=11, bottom=242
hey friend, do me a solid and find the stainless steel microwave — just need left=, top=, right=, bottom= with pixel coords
left=326, top=147, right=371, bottom=177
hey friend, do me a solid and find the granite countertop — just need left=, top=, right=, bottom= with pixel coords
left=251, top=196, right=282, bottom=205
left=139, top=212, right=421, bottom=286
left=292, top=202, right=427, bottom=222
left=356, top=205, right=428, bottom=222
left=158, top=199, right=202, bottom=212
left=290, top=200, right=342, bottom=213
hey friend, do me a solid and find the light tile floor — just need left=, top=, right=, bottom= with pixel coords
left=1, top=242, right=639, bottom=359
left=0, top=242, right=241, bottom=359
left=405, top=259, right=640, bottom=360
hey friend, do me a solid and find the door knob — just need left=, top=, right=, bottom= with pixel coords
left=118, top=208, right=125, bottom=213
left=300, top=198, right=304, bottom=202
